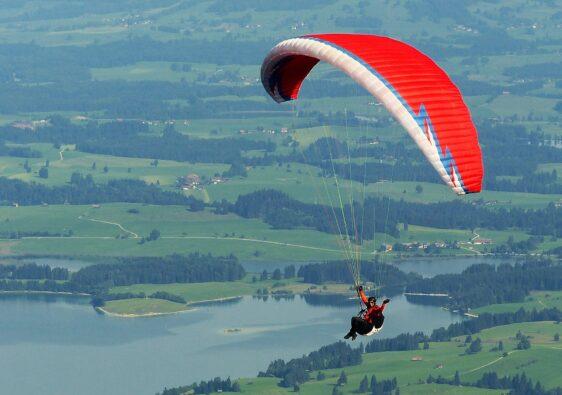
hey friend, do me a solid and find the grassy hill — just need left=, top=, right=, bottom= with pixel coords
left=226, top=321, right=562, bottom=394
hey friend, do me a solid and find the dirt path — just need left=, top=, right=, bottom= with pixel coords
left=18, top=216, right=343, bottom=254
left=78, top=216, right=139, bottom=238
left=161, top=236, right=343, bottom=253
left=464, top=350, right=519, bottom=374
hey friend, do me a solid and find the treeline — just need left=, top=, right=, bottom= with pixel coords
left=429, top=308, right=562, bottom=342
left=0, top=173, right=202, bottom=208
left=0, top=143, right=40, bottom=158
left=72, top=253, right=244, bottom=288
left=491, top=236, right=544, bottom=254
left=0, top=279, right=77, bottom=293
left=0, top=117, right=275, bottom=164
left=258, top=342, right=362, bottom=388
left=473, top=372, right=562, bottom=395
left=0, top=263, right=69, bottom=281
left=227, top=189, right=400, bottom=238
left=0, top=254, right=245, bottom=301
left=297, top=260, right=420, bottom=288
left=427, top=371, right=562, bottom=395
left=227, top=189, right=562, bottom=241
left=365, top=332, right=427, bottom=353
left=406, top=259, right=562, bottom=310
left=160, top=377, right=240, bottom=395
left=79, top=125, right=275, bottom=164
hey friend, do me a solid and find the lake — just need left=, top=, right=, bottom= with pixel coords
left=0, top=256, right=515, bottom=394
left=0, top=292, right=460, bottom=395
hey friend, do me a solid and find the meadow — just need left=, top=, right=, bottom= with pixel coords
left=232, top=321, right=562, bottom=394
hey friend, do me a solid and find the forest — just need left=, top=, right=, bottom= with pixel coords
left=406, top=259, right=562, bottom=310
left=71, top=253, right=244, bottom=288
left=259, top=341, right=362, bottom=388
left=0, top=173, right=202, bottom=208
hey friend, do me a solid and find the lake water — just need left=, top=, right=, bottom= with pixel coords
left=0, top=256, right=515, bottom=395
left=241, top=256, right=513, bottom=277
left=395, top=256, right=513, bottom=278
left=0, top=292, right=461, bottom=395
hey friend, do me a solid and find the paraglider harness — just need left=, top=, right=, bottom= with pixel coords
left=355, top=307, right=384, bottom=336
left=355, top=288, right=386, bottom=336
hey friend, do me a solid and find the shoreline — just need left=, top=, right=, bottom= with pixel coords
left=403, top=292, right=449, bottom=297
left=0, top=290, right=91, bottom=297
left=95, top=305, right=194, bottom=318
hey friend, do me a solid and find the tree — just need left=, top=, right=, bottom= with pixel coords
left=498, top=340, right=504, bottom=351
left=358, top=375, right=369, bottom=392
left=148, top=229, right=161, bottom=241
left=370, top=375, right=377, bottom=391
left=554, top=333, right=560, bottom=342
left=293, top=384, right=299, bottom=392
left=260, top=270, right=268, bottom=281
left=337, top=371, right=347, bottom=385
left=423, top=341, right=429, bottom=350
left=316, top=372, right=325, bottom=381
left=415, top=184, right=423, bottom=194
left=453, top=371, right=461, bottom=386
left=272, top=268, right=282, bottom=280
left=331, top=386, right=342, bottom=395
left=45, top=159, right=50, bottom=168
left=466, top=338, right=482, bottom=354
left=92, top=162, right=96, bottom=170
left=517, top=335, right=531, bottom=350
left=39, top=167, right=49, bottom=179
left=103, top=165, right=109, bottom=173
left=284, top=265, right=296, bottom=278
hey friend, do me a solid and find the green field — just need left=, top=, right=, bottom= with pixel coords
left=1, top=202, right=557, bottom=260
left=0, top=143, right=228, bottom=189
left=110, top=277, right=351, bottom=306
left=229, top=321, right=562, bottom=394
left=474, top=291, right=562, bottom=315
left=102, top=297, right=189, bottom=316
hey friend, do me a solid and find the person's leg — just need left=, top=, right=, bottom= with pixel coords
left=344, top=317, right=362, bottom=339
left=373, top=315, right=385, bottom=329
left=356, top=319, right=374, bottom=335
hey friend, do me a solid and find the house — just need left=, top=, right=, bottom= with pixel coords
left=411, top=356, right=423, bottom=361
left=473, top=238, right=493, bottom=245
left=180, top=173, right=201, bottom=190
left=10, top=121, right=34, bottom=130
left=186, top=174, right=200, bottom=185
left=211, top=176, right=226, bottom=185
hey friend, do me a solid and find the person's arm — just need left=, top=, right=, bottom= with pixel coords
left=356, top=286, right=368, bottom=304
left=380, top=299, right=390, bottom=313
left=377, top=299, right=390, bottom=312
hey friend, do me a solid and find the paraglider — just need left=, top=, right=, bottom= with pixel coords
left=260, top=33, right=483, bottom=337
left=261, top=33, right=483, bottom=194
left=344, top=286, right=389, bottom=340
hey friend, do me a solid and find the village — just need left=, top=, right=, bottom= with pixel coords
left=177, top=173, right=227, bottom=191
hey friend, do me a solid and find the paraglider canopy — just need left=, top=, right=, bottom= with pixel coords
left=261, top=33, right=484, bottom=195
